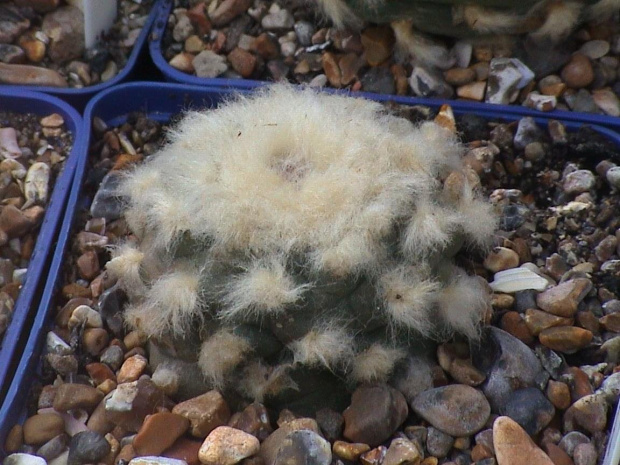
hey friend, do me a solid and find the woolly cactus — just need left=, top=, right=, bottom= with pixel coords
left=108, top=85, right=497, bottom=409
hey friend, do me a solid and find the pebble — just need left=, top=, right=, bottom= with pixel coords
left=172, top=390, right=231, bottom=438
left=22, top=413, right=65, bottom=446
left=259, top=419, right=322, bottom=465
left=561, top=54, right=594, bottom=88
left=162, top=437, right=202, bottom=464
left=4, top=454, right=47, bottom=465
left=261, top=8, right=294, bottom=30
left=409, top=67, right=451, bottom=98
left=563, top=170, right=596, bottom=195
left=105, top=379, right=168, bottom=432
left=426, top=427, right=454, bottom=458
left=539, top=326, right=593, bottom=353
left=558, top=431, right=590, bottom=456
left=382, top=438, right=422, bottom=465
left=118, top=354, right=149, bottom=383
left=210, top=0, right=252, bottom=27
left=360, top=26, right=394, bottom=66
left=343, top=384, right=408, bottom=447
left=524, top=309, right=573, bottom=336
left=133, top=412, right=190, bottom=456
left=67, top=431, right=110, bottom=465
left=100, top=345, right=125, bottom=371
left=90, top=172, right=125, bottom=221
left=499, top=387, right=555, bottom=435
left=53, top=383, right=104, bottom=411
left=536, top=278, right=592, bottom=317
left=412, top=385, right=490, bottom=436
left=68, top=304, right=102, bottom=329
left=485, top=58, right=534, bottom=105
left=579, top=40, right=610, bottom=60
left=483, top=247, right=519, bottom=272
left=546, top=380, right=572, bottom=410
left=456, top=81, right=486, bottom=101
left=192, top=50, right=228, bottom=78
left=199, top=426, right=260, bottom=465
left=489, top=267, right=549, bottom=293
left=543, top=443, right=573, bottom=465
left=563, top=393, right=608, bottom=433
left=573, top=442, right=597, bottom=465
left=513, top=117, right=543, bottom=150
left=592, top=88, right=620, bottom=116
left=130, top=457, right=188, bottom=465
left=333, top=441, right=370, bottom=461
left=493, top=416, right=554, bottom=465
left=472, top=327, right=542, bottom=410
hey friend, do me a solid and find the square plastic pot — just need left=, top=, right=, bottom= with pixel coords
left=149, top=0, right=620, bottom=133
left=0, top=0, right=162, bottom=111
left=0, top=89, right=83, bottom=403
left=0, top=82, right=618, bottom=465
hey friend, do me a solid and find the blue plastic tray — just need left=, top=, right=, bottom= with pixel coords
left=0, top=89, right=83, bottom=403
left=0, top=0, right=162, bottom=111
left=1, top=82, right=619, bottom=465
left=149, top=0, right=620, bottom=133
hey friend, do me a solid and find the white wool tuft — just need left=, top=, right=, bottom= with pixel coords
left=529, top=1, right=583, bottom=42
left=314, top=0, right=363, bottom=28
left=436, top=270, right=489, bottom=339
left=219, top=257, right=308, bottom=320
left=379, top=265, right=439, bottom=333
left=106, top=243, right=145, bottom=293
left=350, top=344, right=407, bottom=383
left=123, top=266, right=202, bottom=337
left=402, top=201, right=459, bottom=258
left=288, top=326, right=355, bottom=370
left=238, top=362, right=298, bottom=401
left=198, top=330, right=252, bottom=389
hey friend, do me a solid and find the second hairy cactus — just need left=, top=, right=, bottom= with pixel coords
left=107, top=85, right=497, bottom=408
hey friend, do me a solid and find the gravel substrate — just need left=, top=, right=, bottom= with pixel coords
left=0, top=111, right=72, bottom=342
left=3, top=100, right=620, bottom=465
left=161, top=0, right=620, bottom=115
left=0, top=0, right=153, bottom=88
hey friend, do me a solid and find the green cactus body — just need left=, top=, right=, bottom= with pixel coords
left=108, top=86, right=497, bottom=411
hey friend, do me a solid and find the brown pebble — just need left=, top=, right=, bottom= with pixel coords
left=360, top=445, right=387, bottom=465
left=493, top=416, right=554, bottom=465
left=492, top=293, right=515, bottom=309
left=62, top=282, right=92, bottom=299
left=199, top=426, right=260, bottom=465
left=524, top=308, right=573, bottom=336
left=86, top=362, right=117, bottom=385
left=322, top=52, right=342, bottom=88
left=471, top=443, right=493, bottom=462
left=163, top=437, right=203, bottom=465
left=539, top=326, right=593, bottom=353
left=444, top=67, right=476, bottom=86
left=123, top=330, right=146, bottom=350
left=87, top=398, right=115, bottom=436
left=83, top=327, right=109, bottom=356
left=484, top=247, right=520, bottom=272
left=333, top=440, right=371, bottom=461
left=251, top=33, right=279, bottom=60
left=561, top=54, right=594, bottom=89
left=566, top=367, right=594, bottom=402
left=117, top=444, right=137, bottom=464
left=501, top=311, right=535, bottom=344
left=133, top=412, right=190, bottom=456
left=544, top=443, right=574, bottom=465
left=536, top=278, right=592, bottom=317
left=360, top=26, right=394, bottom=66
left=23, top=413, right=65, bottom=445
left=227, top=47, right=256, bottom=78
left=172, top=390, right=231, bottom=438
left=228, top=402, right=273, bottom=442
left=117, top=354, right=148, bottom=383
left=575, top=311, right=600, bottom=334
left=564, top=393, right=608, bottom=433
left=600, top=313, right=620, bottom=332
left=4, top=424, right=23, bottom=453
left=546, top=380, right=571, bottom=410
left=382, top=438, right=421, bottom=465
left=53, top=382, right=104, bottom=411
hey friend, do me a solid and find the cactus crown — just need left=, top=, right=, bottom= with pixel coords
left=108, top=85, right=496, bottom=402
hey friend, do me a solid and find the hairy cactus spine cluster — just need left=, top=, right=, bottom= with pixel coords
left=107, top=85, right=497, bottom=405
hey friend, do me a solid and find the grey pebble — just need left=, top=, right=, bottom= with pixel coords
left=472, top=327, right=543, bottom=410
left=3, top=454, right=46, bottom=465
left=499, top=387, right=555, bottom=435
left=67, top=430, right=111, bottom=465
left=36, top=433, right=69, bottom=461
left=559, top=431, right=591, bottom=456
left=274, top=429, right=331, bottom=465
left=426, top=426, right=454, bottom=458
left=573, top=442, right=597, bottom=465
left=90, top=172, right=125, bottom=221
left=100, top=344, right=125, bottom=371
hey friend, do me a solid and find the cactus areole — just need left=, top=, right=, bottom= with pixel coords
left=108, top=85, right=497, bottom=412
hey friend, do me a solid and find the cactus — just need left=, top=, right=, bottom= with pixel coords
left=107, top=85, right=497, bottom=409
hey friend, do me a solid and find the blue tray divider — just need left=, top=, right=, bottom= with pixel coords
left=0, top=89, right=83, bottom=402
left=0, top=0, right=163, bottom=112
left=1, top=82, right=619, bottom=464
